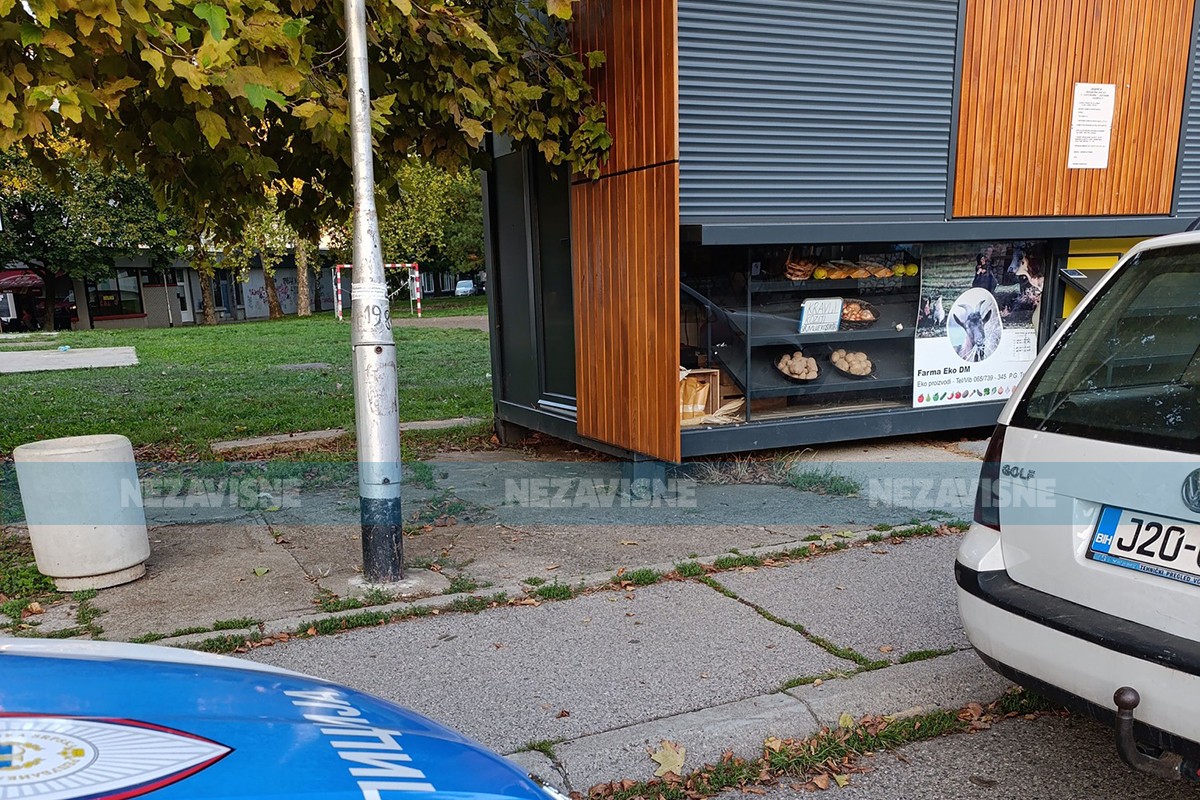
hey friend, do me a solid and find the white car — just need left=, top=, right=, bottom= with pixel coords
left=956, top=230, right=1200, bottom=781
left=454, top=279, right=477, bottom=297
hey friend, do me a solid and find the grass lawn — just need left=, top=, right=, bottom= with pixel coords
left=0, top=313, right=491, bottom=458
left=392, top=294, right=487, bottom=318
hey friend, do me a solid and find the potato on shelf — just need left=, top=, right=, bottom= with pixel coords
left=777, top=350, right=819, bottom=380
left=830, top=348, right=873, bottom=377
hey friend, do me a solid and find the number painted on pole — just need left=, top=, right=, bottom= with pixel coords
left=367, top=301, right=392, bottom=332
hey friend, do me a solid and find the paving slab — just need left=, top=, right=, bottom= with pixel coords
left=716, top=535, right=968, bottom=662
left=556, top=692, right=819, bottom=789
left=0, top=346, right=137, bottom=373
left=240, top=581, right=849, bottom=754
left=789, top=650, right=1010, bottom=726
left=209, top=429, right=348, bottom=453
left=92, top=523, right=316, bottom=641
left=750, top=715, right=1200, bottom=800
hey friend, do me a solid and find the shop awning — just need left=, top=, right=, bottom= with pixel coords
left=0, top=269, right=44, bottom=291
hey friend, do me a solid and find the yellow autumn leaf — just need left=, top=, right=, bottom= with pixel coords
left=459, top=118, right=485, bottom=142
left=195, top=108, right=228, bottom=146
left=172, top=60, right=207, bottom=90
left=140, top=48, right=165, bottom=74
left=838, top=712, right=855, bottom=729
left=58, top=103, right=82, bottom=123
left=546, top=0, right=573, bottom=19
left=121, top=0, right=151, bottom=24
left=649, top=740, right=685, bottom=778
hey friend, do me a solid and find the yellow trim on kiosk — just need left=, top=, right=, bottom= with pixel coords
left=1061, top=238, right=1146, bottom=316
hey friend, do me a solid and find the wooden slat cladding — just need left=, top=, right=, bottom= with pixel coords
left=954, top=0, right=1195, bottom=218
left=572, top=165, right=681, bottom=462
left=573, top=0, right=679, bottom=178
left=570, top=0, right=682, bottom=461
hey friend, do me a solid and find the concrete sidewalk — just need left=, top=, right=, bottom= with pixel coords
left=0, top=346, right=138, bottom=373
left=1, top=433, right=1013, bottom=792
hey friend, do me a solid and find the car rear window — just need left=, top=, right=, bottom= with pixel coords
left=1012, top=242, right=1200, bottom=454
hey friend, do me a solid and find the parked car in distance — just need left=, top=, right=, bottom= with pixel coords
left=454, top=279, right=477, bottom=297
left=0, top=639, right=569, bottom=800
left=956, top=230, right=1200, bottom=782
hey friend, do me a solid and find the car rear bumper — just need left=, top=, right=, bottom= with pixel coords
left=956, top=560, right=1200, bottom=757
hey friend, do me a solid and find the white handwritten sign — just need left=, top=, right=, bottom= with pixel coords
left=798, top=297, right=843, bottom=334
left=1067, top=83, right=1116, bottom=170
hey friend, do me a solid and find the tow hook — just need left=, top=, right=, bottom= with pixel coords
left=1113, top=687, right=1200, bottom=781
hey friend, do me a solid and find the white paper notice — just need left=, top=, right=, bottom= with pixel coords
left=1067, top=83, right=1116, bottom=170
left=798, top=297, right=843, bottom=334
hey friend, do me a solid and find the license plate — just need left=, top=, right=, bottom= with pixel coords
left=1089, top=507, right=1200, bottom=587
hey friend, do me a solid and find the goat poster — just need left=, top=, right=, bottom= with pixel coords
left=912, top=241, right=1045, bottom=408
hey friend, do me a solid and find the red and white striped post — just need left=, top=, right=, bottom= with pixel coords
left=412, top=263, right=422, bottom=318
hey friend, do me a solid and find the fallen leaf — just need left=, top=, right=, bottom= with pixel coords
left=836, top=531, right=855, bottom=539
left=838, top=712, right=855, bottom=729
left=764, top=736, right=784, bottom=753
left=811, top=774, right=831, bottom=790
left=619, top=540, right=639, bottom=546
left=616, top=567, right=626, bottom=577
left=650, top=740, right=686, bottom=778
left=277, top=632, right=290, bottom=642
left=833, top=774, right=850, bottom=788
left=959, top=702, right=985, bottom=721
left=26, top=602, right=44, bottom=615
left=969, top=776, right=999, bottom=788
left=546, top=564, right=560, bottom=571
left=835, top=585, right=845, bottom=591
left=878, top=645, right=894, bottom=654
left=557, top=709, right=571, bottom=719
left=812, top=678, right=823, bottom=687
left=306, top=627, right=317, bottom=636
left=820, top=533, right=834, bottom=541
left=700, top=672, right=710, bottom=679
left=253, top=567, right=270, bottom=577
left=513, top=597, right=540, bottom=606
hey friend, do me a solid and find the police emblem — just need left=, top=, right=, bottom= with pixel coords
left=0, top=716, right=230, bottom=800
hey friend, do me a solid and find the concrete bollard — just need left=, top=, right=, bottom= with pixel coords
left=13, top=434, right=150, bottom=591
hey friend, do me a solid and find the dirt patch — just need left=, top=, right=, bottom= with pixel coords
left=394, top=315, right=488, bottom=331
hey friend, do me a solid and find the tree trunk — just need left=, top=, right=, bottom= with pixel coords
left=41, top=272, right=56, bottom=331
left=264, top=271, right=284, bottom=320
left=199, top=272, right=218, bottom=325
left=295, top=242, right=311, bottom=317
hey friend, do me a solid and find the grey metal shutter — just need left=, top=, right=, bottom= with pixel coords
left=1176, top=27, right=1200, bottom=217
left=678, top=0, right=960, bottom=222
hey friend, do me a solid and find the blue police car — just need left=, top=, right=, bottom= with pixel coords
left=0, top=639, right=566, bottom=800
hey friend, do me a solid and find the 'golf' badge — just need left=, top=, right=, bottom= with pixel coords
left=0, top=716, right=230, bottom=800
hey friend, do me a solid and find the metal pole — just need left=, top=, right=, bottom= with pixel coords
left=346, top=0, right=403, bottom=582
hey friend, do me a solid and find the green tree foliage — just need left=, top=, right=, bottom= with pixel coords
left=220, top=193, right=294, bottom=320
left=0, top=143, right=184, bottom=328
left=379, top=160, right=482, bottom=282
left=0, top=1, right=611, bottom=237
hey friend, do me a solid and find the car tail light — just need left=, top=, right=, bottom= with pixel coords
left=974, top=424, right=1007, bottom=531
